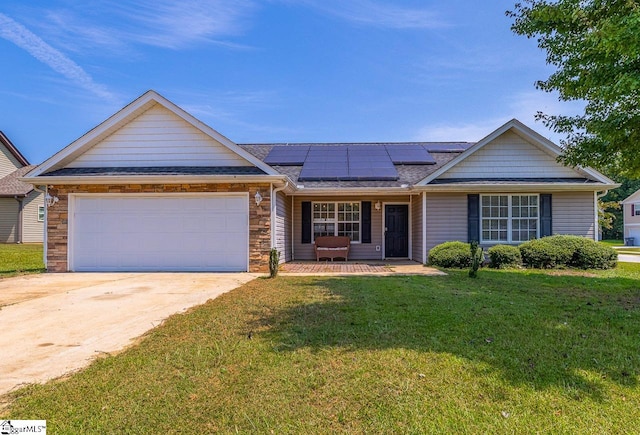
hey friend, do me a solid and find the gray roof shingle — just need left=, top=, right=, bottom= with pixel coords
left=0, top=165, right=36, bottom=197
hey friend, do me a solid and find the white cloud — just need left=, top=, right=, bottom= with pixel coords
left=0, top=13, right=116, bottom=101
left=415, top=91, right=585, bottom=143
left=290, top=0, right=446, bottom=29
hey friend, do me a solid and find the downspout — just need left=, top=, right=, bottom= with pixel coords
left=291, top=196, right=295, bottom=261
left=271, top=182, right=289, bottom=259
left=14, top=195, right=24, bottom=243
left=422, top=191, right=427, bottom=264
left=33, top=186, right=47, bottom=267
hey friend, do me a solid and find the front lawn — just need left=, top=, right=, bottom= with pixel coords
left=0, top=243, right=45, bottom=277
left=2, top=265, right=640, bottom=432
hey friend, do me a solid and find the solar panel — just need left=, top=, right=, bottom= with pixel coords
left=423, top=143, right=474, bottom=152
left=347, top=146, right=398, bottom=180
left=299, top=146, right=349, bottom=180
left=264, top=145, right=309, bottom=165
left=385, top=144, right=436, bottom=164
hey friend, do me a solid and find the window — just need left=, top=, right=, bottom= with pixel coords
left=38, top=206, right=45, bottom=222
left=481, top=195, right=538, bottom=243
left=634, top=203, right=640, bottom=216
left=313, top=202, right=360, bottom=242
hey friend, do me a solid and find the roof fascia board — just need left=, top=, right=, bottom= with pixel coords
left=0, top=131, right=29, bottom=166
left=417, top=119, right=615, bottom=186
left=28, top=90, right=279, bottom=178
left=414, top=182, right=619, bottom=193
left=622, top=189, right=640, bottom=204
left=20, top=174, right=289, bottom=185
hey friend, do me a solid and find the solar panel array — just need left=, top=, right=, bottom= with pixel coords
left=263, top=142, right=470, bottom=181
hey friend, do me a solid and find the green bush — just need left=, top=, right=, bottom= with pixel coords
left=519, top=235, right=617, bottom=269
left=487, top=244, right=522, bottom=269
left=428, top=241, right=472, bottom=268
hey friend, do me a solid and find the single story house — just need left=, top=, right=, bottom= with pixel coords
left=23, top=91, right=617, bottom=272
left=622, top=189, right=640, bottom=245
left=0, top=131, right=43, bottom=243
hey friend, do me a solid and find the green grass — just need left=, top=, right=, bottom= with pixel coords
left=3, top=265, right=640, bottom=433
left=0, top=244, right=45, bottom=277
left=600, top=239, right=623, bottom=247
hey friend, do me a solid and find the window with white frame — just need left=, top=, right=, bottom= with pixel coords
left=635, top=203, right=640, bottom=216
left=38, top=206, right=45, bottom=222
left=481, top=195, right=538, bottom=243
left=313, top=202, right=360, bottom=242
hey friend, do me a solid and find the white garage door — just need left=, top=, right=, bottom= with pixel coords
left=70, top=195, right=249, bottom=272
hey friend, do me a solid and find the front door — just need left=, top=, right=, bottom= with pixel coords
left=385, top=204, right=409, bottom=258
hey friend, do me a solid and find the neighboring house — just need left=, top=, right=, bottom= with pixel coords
left=0, top=131, right=43, bottom=243
left=22, top=91, right=617, bottom=272
left=621, top=189, right=640, bottom=245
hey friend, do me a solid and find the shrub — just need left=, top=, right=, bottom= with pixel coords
left=428, top=241, right=472, bottom=268
left=488, top=244, right=522, bottom=269
left=519, top=235, right=617, bottom=269
left=469, top=240, right=483, bottom=277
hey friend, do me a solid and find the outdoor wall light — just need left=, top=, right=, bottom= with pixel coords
left=375, top=200, right=382, bottom=211
left=255, top=191, right=263, bottom=206
left=45, top=193, right=59, bottom=207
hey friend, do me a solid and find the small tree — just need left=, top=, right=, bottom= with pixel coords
left=269, top=248, right=280, bottom=278
left=469, top=241, right=483, bottom=278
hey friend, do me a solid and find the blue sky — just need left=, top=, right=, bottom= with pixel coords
left=0, top=0, right=582, bottom=164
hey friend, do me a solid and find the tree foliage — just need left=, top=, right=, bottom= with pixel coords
left=508, top=0, right=640, bottom=176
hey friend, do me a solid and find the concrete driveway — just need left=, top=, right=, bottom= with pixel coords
left=0, top=272, right=258, bottom=397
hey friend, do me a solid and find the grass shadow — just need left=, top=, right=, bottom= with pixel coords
left=251, top=269, right=640, bottom=402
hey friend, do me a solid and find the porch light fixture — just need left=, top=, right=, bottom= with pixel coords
left=45, top=193, right=59, bottom=207
left=255, top=191, right=263, bottom=206
left=375, top=201, right=381, bottom=211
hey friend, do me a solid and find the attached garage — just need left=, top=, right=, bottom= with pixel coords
left=69, top=194, right=249, bottom=272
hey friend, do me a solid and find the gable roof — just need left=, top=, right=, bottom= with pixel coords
left=0, top=165, right=36, bottom=197
left=27, top=90, right=279, bottom=178
left=417, top=119, right=616, bottom=187
left=622, top=188, right=640, bottom=204
left=0, top=131, right=29, bottom=167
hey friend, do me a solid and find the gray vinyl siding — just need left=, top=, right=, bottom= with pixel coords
left=411, top=194, right=424, bottom=263
left=293, top=196, right=410, bottom=261
left=275, top=190, right=291, bottom=263
left=552, top=191, right=596, bottom=240
left=21, top=191, right=44, bottom=243
left=425, top=193, right=468, bottom=253
left=0, top=199, right=18, bottom=242
left=0, top=145, right=21, bottom=177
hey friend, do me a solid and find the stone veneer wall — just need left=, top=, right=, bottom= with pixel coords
left=46, top=183, right=272, bottom=273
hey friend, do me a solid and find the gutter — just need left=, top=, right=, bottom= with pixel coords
left=19, top=174, right=290, bottom=185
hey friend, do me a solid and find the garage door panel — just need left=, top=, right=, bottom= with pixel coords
left=72, top=195, right=249, bottom=271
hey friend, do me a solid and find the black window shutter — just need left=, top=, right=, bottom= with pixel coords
left=361, top=201, right=371, bottom=243
left=301, top=201, right=311, bottom=244
left=540, top=194, right=552, bottom=237
left=468, top=194, right=480, bottom=243
left=632, top=204, right=636, bottom=217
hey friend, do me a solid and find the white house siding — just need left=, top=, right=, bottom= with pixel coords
left=274, top=190, right=292, bottom=263
left=0, top=145, right=21, bottom=177
left=552, top=191, right=596, bottom=239
left=293, top=196, right=410, bottom=261
left=439, top=131, right=579, bottom=179
left=425, top=193, right=467, bottom=252
left=21, top=191, right=44, bottom=243
left=65, top=104, right=252, bottom=168
left=411, top=194, right=424, bottom=263
left=0, top=199, right=18, bottom=242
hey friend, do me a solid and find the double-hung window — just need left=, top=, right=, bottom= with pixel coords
left=634, top=203, right=640, bottom=216
left=481, top=195, right=538, bottom=243
left=38, top=206, right=45, bottom=222
left=312, top=202, right=360, bottom=242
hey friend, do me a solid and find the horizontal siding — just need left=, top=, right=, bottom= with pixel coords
left=411, top=194, right=424, bottom=263
left=553, top=191, right=595, bottom=239
left=425, top=193, right=468, bottom=252
left=275, top=190, right=292, bottom=263
left=440, top=131, right=579, bottom=179
left=0, top=199, right=18, bottom=242
left=0, top=145, right=21, bottom=178
left=66, top=104, right=252, bottom=168
left=22, top=191, right=44, bottom=243
left=293, top=196, right=410, bottom=261
left=623, top=203, right=640, bottom=225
